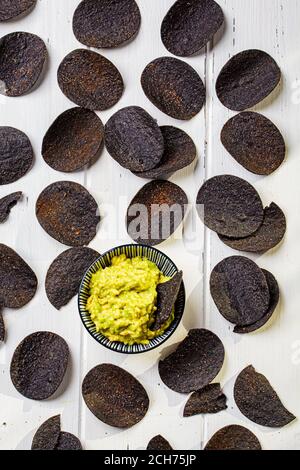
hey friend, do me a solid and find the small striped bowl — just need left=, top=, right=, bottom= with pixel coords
left=78, top=244, right=185, bottom=354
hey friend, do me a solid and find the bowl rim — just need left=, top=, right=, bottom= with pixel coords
left=78, top=243, right=186, bottom=354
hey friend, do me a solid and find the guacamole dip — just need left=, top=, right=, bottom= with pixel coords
left=86, top=254, right=173, bottom=345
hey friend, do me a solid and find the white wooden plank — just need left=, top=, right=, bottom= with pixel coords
left=82, top=0, right=206, bottom=451
left=0, top=0, right=85, bottom=450
left=205, top=0, right=300, bottom=451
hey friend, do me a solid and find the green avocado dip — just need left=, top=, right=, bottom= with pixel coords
left=86, top=254, right=174, bottom=345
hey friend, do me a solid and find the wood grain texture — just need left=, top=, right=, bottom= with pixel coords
left=0, top=0, right=299, bottom=450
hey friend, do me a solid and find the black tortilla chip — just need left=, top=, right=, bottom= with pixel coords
left=10, top=331, right=69, bottom=400
left=0, top=0, right=36, bottom=21
left=183, top=384, right=227, bottom=417
left=216, top=50, right=281, bottom=111
left=0, top=32, right=47, bottom=97
left=0, top=127, right=34, bottom=185
left=152, top=271, right=183, bottom=330
left=82, top=364, right=149, bottom=428
left=31, top=415, right=82, bottom=450
left=234, top=270, right=279, bottom=334
left=219, top=203, right=286, bottom=254
left=141, top=57, right=205, bottom=120
left=46, top=247, right=100, bottom=310
left=158, top=329, right=225, bottom=394
left=57, top=49, right=124, bottom=111
left=234, top=365, right=296, bottom=428
left=161, top=0, right=224, bottom=57
left=105, top=106, right=164, bottom=172
left=0, top=310, right=5, bottom=342
left=0, top=192, right=22, bottom=223
left=56, top=432, right=82, bottom=451
left=31, top=415, right=61, bottom=450
left=0, top=244, right=37, bottom=309
left=147, top=435, right=173, bottom=451
left=210, top=256, right=270, bottom=327
left=133, top=126, right=197, bottom=180
left=42, top=107, right=104, bottom=173
left=126, top=180, right=188, bottom=246
left=221, top=112, right=285, bottom=175
left=36, top=181, right=100, bottom=247
left=73, top=0, right=141, bottom=49
left=196, top=175, right=264, bottom=238
left=204, top=425, right=261, bottom=450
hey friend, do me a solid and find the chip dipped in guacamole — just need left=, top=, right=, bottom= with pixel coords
left=86, top=254, right=174, bottom=345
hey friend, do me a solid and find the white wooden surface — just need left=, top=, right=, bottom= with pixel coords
left=0, top=0, right=299, bottom=450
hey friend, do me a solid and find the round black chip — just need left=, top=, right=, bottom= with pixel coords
left=216, top=49, right=281, bottom=111
left=0, top=244, right=37, bottom=309
left=204, top=425, right=262, bottom=450
left=73, top=0, right=141, bottom=49
left=0, top=32, right=47, bottom=97
left=234, top=270, right=280, bottom=334
left=105, top=106, right=164, bottom=172
left=36, top=181, right=100, bottom=247
left=46, top=247, right=100, bottom=310
left=10, top=332, right=69, bottom=400
left=221, top=112, right=286, bottom=175
left=0, top=127, right=34, bottom=185
left=196, top=175, right=264, bottom=238
left=141, top=57, right=206, bottom=120
left=57, top=49, right=124, bottom=111
left=126, top=180, right=188, bottom=246
left=161, top=0, right=224, bottom=57
left=219, top=203, right=286, bottom=253
left=158, top=329, right=225, bottom=393
left=0, top=0, right=36, bottom=21
left=82, top=364, right=149, bottom=428
left=42, top=107, right=104, bottom=173
left=210, top=256, right=270, bottom=327
left=133, top=126, right=197, bottom=180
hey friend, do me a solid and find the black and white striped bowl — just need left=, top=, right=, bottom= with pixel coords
left=78, top=244, right=185, bottom=354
